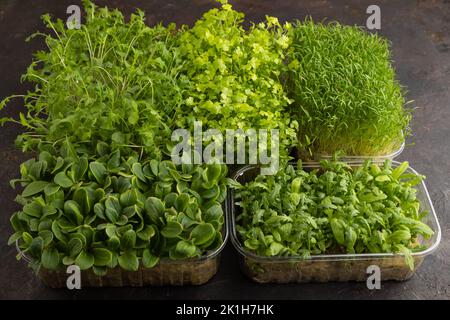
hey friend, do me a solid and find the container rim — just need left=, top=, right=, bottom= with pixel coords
left=16, top=208, right=229, bottom=267
left=228, top=160, right=442, bottom=263
left=305, top=131, right=405, bottom=161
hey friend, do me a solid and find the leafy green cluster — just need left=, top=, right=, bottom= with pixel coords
left=8, top=140, right=227, bottom=273
left=1, top=0, right=186, bottom=159
left=175, top=1, right=298, bottom=156
left=233, top=160, right=433, bottom=269
left=288, top=20, right=411, bottom=156
left=1, top=0, right=417, bottom=275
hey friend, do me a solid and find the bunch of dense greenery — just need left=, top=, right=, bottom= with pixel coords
left=2, top=1, right=229, bottom=274
left=233, top=159, right=433, bottom=269
left=288, top=20, right=411, bottom=156
left=0, top=0, right=418, bottom=275
left=8, top=140, right=227, bottom=273
left=1, top=0, right=186, bottom=158
left=175, top=2, right=298, bottom=156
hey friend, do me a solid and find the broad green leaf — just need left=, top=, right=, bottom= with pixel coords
left=96, top=141, right=109, bottom=156
left=392, top=162, right=409, bottom=180
left=22, top=232, right=33, bottom=245
left=161, top=221, right=183, bottom=238
left=107, top=150, right=121, bottom=169
left=142, top=249, right=159, bottom=268
left=73, top=188, right=94, bottom=215
left=190, top=223, right=215, bottom=245
left=118, top=251, right=139, bottom=271
left=72, top=157, right=88, bottom=182
left=92, top=248, right=112, bottom=266
left=389, top=229, right=411, bottom=243
left=54, top=172, right=73, bottom=188
left=345, top=227, right=357, bottom=252
left=119, top=189, right=137, bottom=207
left=62, top=256, right=75, bottom=266
left=175, top=193, right=190, bottom=212
left=51, top=220, right=66, bottom=242
left=93, top=266, right=108, bottom=276
left=150, top=159, right=159, bottom=176
left=204, top=203, right=223, bottom=222
left=105, top=196, right=121, bottom=223
left=164, top=193, right=178, bottom=209
left=266, top=242, right=284, bottom=256
left=29, top=236, right=44, bottom=257
left=375, top=175, right=390, bottom=182
left=23, top=202, right=42, bottom=218
left=173, top=240, right=196, bottom=258
left=64, top=200, right=83, bottom=225
left=41, top=247, right=60, bottom=270
left=22, top=181, right=48, bottom=197
left=75, top=251, right=95, bottom=270
left=94, top=202, right=106, bottom=219
left=121, top=230, right=136, bottom=250
left=42, top=205, right=57, bottom=218
left=68, top=237, right=84, bottom=257
left=44, top=183, right=60, bottom=196
left=39, top=230, right=54, bottom=246
left=200, top=185, right=220, bottom=200
left=107, top=236, right=120, bottom=250
left=145, top=197, right=165, bottom=223
left=132, top=162, right=146, bottom=182
left=89, top=162, right=107, bottom=184
left=202, top=164, right=222, bottom=188
left=330, top=218, right=346, bottom=245
left=7, top=232, right=22, bottom=246
left=137, top=226, right=156, bottom=241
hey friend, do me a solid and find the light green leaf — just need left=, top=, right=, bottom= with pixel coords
left=142, top=249, right=159, bottom=268
left=22, top=181, right=48, bottom=197
left=75, top=251, right=95, bottom=270
left=92, top=248, right=113, bottom=266
left=89, top=162, right=107, bottom=184
left=41, top=247, right=60, bottom=270
left=118, top=251, right=139, bottom=271
left=190, top=223, right=215, bottom=245
left=54, top=172, right=73, bottom=188
left=120, top=230, right=136, bottom=250
left=161, top=221, right=183, bottom=238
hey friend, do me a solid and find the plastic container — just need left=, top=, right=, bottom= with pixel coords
left=297, top=132, right=405, bottom=162
left=16, top=225, right=228, bottom=288
left=228, top=161, right=441, bottom=283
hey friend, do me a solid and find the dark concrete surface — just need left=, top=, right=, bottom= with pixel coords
left=1, top=0, right=449, bottom=300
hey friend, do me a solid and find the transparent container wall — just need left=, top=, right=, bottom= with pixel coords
left=296, top=132, right=405, bottom=162
left=17, top=222, right=228, bottom=288
left=228, top=161, right=441, bottom=283
left=36, top=256, right=222, bottom=288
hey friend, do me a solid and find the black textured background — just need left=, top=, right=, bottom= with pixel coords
left=0, top=0, right=449, bottom=299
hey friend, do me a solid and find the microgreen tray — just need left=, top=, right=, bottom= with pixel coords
left=16, top=225, right=228, bottom=288
left=228, top=161, right=441, bottom=283
left=297, top=132, right=405, bottom=162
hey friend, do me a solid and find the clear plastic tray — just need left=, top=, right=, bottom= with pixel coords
left=228, top=161, right=441, bottom=283
left=16, top=225, right=228, bottom=288
left=297, top=132, right=405, bottom=162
